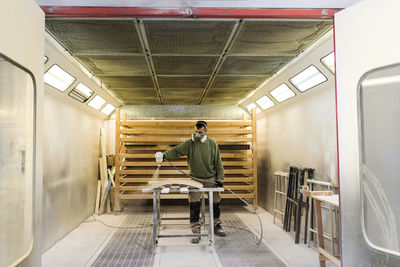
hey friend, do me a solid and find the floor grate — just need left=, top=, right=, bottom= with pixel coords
left=215, top=207, right=286, bottom=267
left=91, top=211, right=154, bottom=267
left=92, top=206, right=285, bottom=266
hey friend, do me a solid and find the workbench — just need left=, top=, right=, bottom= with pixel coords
left=313, top=194, right=340, bottom=267
left=142, top=187, right=224, bottom=250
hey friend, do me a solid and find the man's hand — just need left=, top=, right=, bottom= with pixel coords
left=215, top=181, right=223, bottom=187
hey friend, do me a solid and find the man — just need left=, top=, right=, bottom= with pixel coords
left=163, top=120, right=226, bottom=243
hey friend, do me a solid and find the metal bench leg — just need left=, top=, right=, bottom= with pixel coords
left=208, top=192, right=214, bottom=246
left=153, top=191, right=158, bottom=250
left=201, top=192, right=206, bottom=230
left=329, top=204, right=335, bottom=255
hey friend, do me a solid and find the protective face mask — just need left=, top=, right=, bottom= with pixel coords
left=192, top=133, right=207, bottom=143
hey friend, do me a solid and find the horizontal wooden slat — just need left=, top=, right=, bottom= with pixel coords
left=119, top=169, right=253, bottom=175
left=120, top=129, right=253, bottom=135
left=119, top=161, right=252, bottom=167
left=222, top=177, right=253, bottom=182
left=119, top=193, right=255, bottom=200
left=120, top=186, right=146, bottom=190
left=124, top=146, right=173, bottom=151
left=224, top=185, right=254, bottom=190
left=120, top=121, right=252, bottom=127
left=119, top=185, right=253, bottom=191
left=120, top=161, right=187, bottom=167
left=119, top=153, right=252, bottom=159
left=120, top=137, right=252, bottom=144
left=221, top=193, right=254, bottom=199
left=119, top=177, right=254, bottom=183
left=120, top=194, right=183, bottom=199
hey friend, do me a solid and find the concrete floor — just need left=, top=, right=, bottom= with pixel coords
left=42, top=205, right=336, bottom=267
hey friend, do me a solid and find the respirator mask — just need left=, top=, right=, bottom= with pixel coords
left=192, top=120, right=208, bottom=143
left=192, top=133, right=207, bottom=143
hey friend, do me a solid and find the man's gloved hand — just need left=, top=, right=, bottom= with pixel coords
left=215, top=181, right=223, bottom=187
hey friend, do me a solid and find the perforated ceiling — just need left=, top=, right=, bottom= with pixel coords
left=46, top=19, right=332, bottom=105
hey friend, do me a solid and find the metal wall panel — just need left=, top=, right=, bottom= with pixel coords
left=42, top=89, right=103, bottom=252
left=253, top=34, right=337, bottom=216
left=359, top=65, right=400, bottom=255
left=335, top=0, right=400, bottom=265
left=0, top=57, right=35, bottom=267
left=0, top=0, right=44, bottom=266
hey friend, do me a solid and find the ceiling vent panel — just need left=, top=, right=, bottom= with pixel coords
left=153, top=56, right=218, bottom=75
left=212, top=76, right=267, bottom=89
left=45, top=19, right=333, bottom=105
left=219, top=56, right=292, bottom=75
left=77, top=55, right=150, bottom=76
left=100, top=76, right=154, bottom=88
left=144, top=20, right=236, bottom=55
left=158, top=76, right=209, bottom=89
left=230, top=21, right=332, bottom=55
left=46, top=19, right=142, bottom=55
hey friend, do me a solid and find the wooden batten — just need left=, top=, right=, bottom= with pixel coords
left=120, top=129, right=253, bottom=135
left=120, top=137, right=252, bottom=143
left=114, top=113, right=258, bottom=209
left=118, top=153, right=252, bottom=159
left=120, top=121, right=252, bottom=127
left=119, top=161, right=252, bottom=167
left=114, top=108, right=121, bottom=211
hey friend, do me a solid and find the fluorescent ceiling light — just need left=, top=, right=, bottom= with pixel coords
left=321, top=52, right=335, bottom=74
left=290, top=65, right=327, bottom=92
left=75, top=83, right=93, bottom=98
left=88, top=95, right=106, bottom=110
left=246, top=103, right=257, bottom=112
left=270, top=84, right=295, bottom=102
left=256, top=95, right=275, bottom=110
left=44, top=65, right=76, bottom=92
left=69, top=83, right=94, bottom=103
left=101, top=103, right=116, bottom=115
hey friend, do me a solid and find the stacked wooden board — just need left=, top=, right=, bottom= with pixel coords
left=114, top=108, right=258, bottom=210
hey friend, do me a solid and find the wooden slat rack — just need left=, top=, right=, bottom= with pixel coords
left=114, top=109, right=258, bottom=211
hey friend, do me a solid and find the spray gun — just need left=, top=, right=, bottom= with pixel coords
left=155, top=152, right=164, bottom=168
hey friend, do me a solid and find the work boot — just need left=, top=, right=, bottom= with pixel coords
left=214, top=223, right=226, bottom=237
left=190, top=202, right=202, bottom=243
left=191, top=235, right=201, bottom=244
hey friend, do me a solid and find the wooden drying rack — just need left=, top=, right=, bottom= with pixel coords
left=114, top=108, right=258, bottom=211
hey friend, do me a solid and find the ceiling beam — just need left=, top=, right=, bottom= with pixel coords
left=74, top=52, right=143, bottom=56
left=42, top=7, right=339, bottom=19
left=134, top=19, right=164, bottom=104
left=156, top=74, right=267, bottom=77
left=198, top=20, right=245, bottom=104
